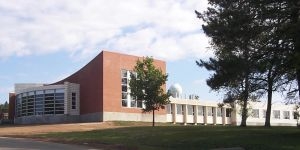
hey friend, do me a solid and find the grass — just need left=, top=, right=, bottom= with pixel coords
left=33, top=124, right=300, bottom=150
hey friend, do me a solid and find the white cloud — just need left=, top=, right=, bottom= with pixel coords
left=0, top=0, right=209, bottom=61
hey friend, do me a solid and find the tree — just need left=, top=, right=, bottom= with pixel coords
left=254, top=0, right=299, bottom=127
left=196, top=0, right=299, bottom=127
left=197, top=56, right=263, bottom=126
left=196, top=0, right=265, bottom=126
left=129, top=57, right=170, bottom=127
left=0, top=101, right=9, bottom=113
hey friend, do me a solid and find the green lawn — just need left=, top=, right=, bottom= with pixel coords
left=35, top=124, right=300, bottom=150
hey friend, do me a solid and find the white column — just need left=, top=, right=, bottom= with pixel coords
left=183, top=104, right=187, bottom=125
left=204, top=106, right=208, bottom=125
left=172, top=103, right=176, bottom=124
left=213, top=107, right=217, bottom=125
left=194, top=105, right=198, bottom=125
left=222, top=107, right=226, bottom=125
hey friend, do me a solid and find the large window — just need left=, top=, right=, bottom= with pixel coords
left=27, top=92, right=34, bottom=116
left=35, top=91, right=44, bottom=115
left=294, top=112, right=298, bottom=119
left=15, top=88, right=65, bottom=117
left=226, top=108, right=232, bottom=117
left=187, top=105, right=194, bottom=115
left=252, top=109, right=259, bottom=118
left=198, top=106, right=204, bottom=116
left=55, top=90, right=64, bottom=114
left=283, top=111, right=290, bottom=119
left=121, top=70, right=128, bottom=107
left=207, top=107, right=213, bottom=116
left=217, top=108, right=222, bottom=117
left=44, top=90, right=54, bottom=115
left=166, top=104, right=172, bottom=114
left=21, top=93, right=27, bottom=116
left=177, top=104, right=183, bottom=115
left=121, top=69, right=143, bottom=108
left=273, top=110, right=280, bottom=119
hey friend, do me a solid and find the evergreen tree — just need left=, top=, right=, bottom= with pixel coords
left=196, top=0, right=264, bottom=126
left=196, top=0, right=299, bottom=127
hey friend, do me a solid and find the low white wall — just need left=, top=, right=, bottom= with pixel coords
left=103, top=112, right=167, bottom=122
left=176, top=114, right=184, bottom=123
left=234, top=102, right=298, bottom=126
left=166, top=114, right=172, bottom=122
left=197, top=116, right=204, bottom=124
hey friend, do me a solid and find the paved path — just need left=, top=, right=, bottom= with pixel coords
left=0, top=137, right=100, bottom=150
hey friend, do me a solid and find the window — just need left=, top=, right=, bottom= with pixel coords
left=121, top=69, right=144, bottom=108
left=137, top=100, right=143, bottom=108
left=207, top=107, right=213, bottom=116
left=27, top=94, right=34, bottom=116
left=283, top=111, right=290, bottom=119
left=121, top=92, right=127, bottom=107
left=44, top=92, right=54, bottom=115
left=188, top=105, right=194, bottom=115
left=166, top=104, right=172, bottom=114
left=130, top=100, right=137, bottom=107
left=121, top=69, right=127, bottom=78
left=263, top=110, right=267, bottom=118
left=55, top=89, right=65, bottom=93
left=45, top=89, right=55, bottom=94
left=55, top=90, right=64, bottom=114
left=72, top=93, right=76, bottom=109
left=122, top=85, right=127, bottom=92
left=35, top=92, right=44, bottom=115
left=198, top=106, right=204, bottom=116
left=252, top=109, right=259, bottom=118
left=16, top=89, right=65, bottom=117
left=294, top=112, right=299, bottom=119
left=121, top=70, right=129, bottom=107
left=122, top=99, right=127, bottom=107
left=217, top=108, right=222, bottom=117
left=121, top=78, right=127, bottom=85
left=273, top=110, right=280, bottom=119
left=177, top=104, right=183, bottom=115
left=226, top=108, right=232, bottom=117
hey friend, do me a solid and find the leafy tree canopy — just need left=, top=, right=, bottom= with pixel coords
left=129, top=57, right=170, bottom=126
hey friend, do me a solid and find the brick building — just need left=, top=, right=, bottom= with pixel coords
left=9, top=51, right=166, bottom=124
left=8, top=50, right=298, bottom=126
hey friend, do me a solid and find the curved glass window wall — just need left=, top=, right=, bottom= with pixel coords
left=16, top=89, right=65, bottom=117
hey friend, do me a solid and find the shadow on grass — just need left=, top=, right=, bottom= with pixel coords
left=32, top=126, right=300, bottom=150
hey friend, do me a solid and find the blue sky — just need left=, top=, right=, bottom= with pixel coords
left=0, top=0, right=284, bottom=104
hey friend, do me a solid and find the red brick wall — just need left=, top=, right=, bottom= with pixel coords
left=53, top=53, right=104, bottom=114
left=53, top=50, right=167, bottom=116
left=102, top=51, right=166, bottom=115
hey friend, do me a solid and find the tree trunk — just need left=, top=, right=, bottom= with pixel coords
left=265, top=87, right=273, bottom=127
left=240, top=99, right=248, bottom=127
left=152, top=108, right=155, bottom=127
left=297, top=69, right=300, bottom=103
left=240, top=76, right=249, bottom=127
left=265, top=68, right=273, bottom=127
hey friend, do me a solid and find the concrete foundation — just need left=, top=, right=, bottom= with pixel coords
left=14, top=115, right=81, bottom=124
